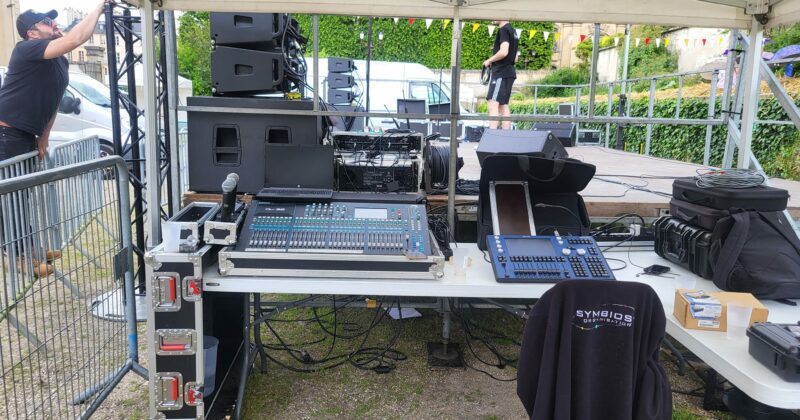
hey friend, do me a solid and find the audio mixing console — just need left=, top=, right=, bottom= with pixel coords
left=218, top=200, right=444, bottom=279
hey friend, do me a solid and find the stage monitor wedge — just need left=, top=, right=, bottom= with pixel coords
left=476, top=129, right=568, bottom=166
left=533, top=122, right=577, bottom=147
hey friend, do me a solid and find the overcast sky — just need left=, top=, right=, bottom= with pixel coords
left=19, top=0, right=104, bottom=20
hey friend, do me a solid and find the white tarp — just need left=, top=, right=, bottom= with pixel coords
left=122, top=0, right=800, bottom=29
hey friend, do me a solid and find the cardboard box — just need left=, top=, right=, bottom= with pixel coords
left=673, top=289, right=769, bottom=331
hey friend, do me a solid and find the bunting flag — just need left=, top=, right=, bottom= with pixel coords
left=665, top=38, right=670, bottom=47
left=472, top=22, right=480, bottom=33
left=488, top=25, right=496, bottom=36
left=408, top=18, right=415, bottom=26
left=553, top=32, right=560, bottom=43
left=635, top=38, right=641, bottom=47
left=568, top=35, right=574, bottom=45
left=529, top=29, right=537, bottom=40
left=656, top=38, right=661, bottom=47
left=460, top=21, right=466, bottom=30
left=544, top=31, right=551, bottom=41
left=645, top=38, right=650, bottom=46
left=580, top=34, right=586, bottom=43
left=425, top=18, right=433, bottom=29
left=719, top=37, right=724, bottom=46
left=683, top=38, right=689, bottom=47
left=601, top=35, right=609, bottom=44
left=702, top=38, right=707, bottom=46
left=515, top=28, right=522, bottom=39
left=614, top=37, right=620, bottom=46
left=443, top=19, right=450, bottom=29
left=393, top=18, right=399, bottom=24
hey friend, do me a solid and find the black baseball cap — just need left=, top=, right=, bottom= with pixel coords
left=16, top=9, right=58, bottom=39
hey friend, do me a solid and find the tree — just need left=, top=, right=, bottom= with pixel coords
left=177, top=12, right=211, bottom=96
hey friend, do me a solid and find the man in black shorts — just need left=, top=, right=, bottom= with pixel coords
left=483, top=20, right=519, bottom=129
left=0, top=3, right=108, bottom=277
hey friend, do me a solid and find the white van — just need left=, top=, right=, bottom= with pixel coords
left=306, top=59, right=483, bottom=138
left=0, top=67, right=127, bottom=158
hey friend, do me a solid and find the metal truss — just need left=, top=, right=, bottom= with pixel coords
left=104, top=4, right=175, bottom=286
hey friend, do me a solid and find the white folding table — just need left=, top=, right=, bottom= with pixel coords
left=203, top=243, right=800, bottom=410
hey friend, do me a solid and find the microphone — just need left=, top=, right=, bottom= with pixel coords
left=220, top=173, right=239, bottom=222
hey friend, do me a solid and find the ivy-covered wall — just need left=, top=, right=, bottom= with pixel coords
left=500, top=97, right=800, bottom=179
left=292, top=16, right=555, bottom=70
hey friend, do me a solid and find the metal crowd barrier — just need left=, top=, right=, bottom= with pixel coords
left=0, top=156, right=143, bottom=419
left=47, top=136, right=110, bottom=268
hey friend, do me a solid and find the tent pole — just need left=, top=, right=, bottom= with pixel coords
left=588, top=23, right=600, bottom=118
left=737, top=17, right=763, bottom=169
left=164, top=11, right=181, bottom=215
left=140, top=0, right=161, bottom=246
left=313, top=15, right=320, bottom=138
left=447, top=11, right=462, bottom=242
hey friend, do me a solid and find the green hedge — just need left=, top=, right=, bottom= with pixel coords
left=293, top=16, right=554, bottom=70
left=498, top=97, right=800, bottom=179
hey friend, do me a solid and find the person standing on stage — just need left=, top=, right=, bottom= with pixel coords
left=483, top=20, right=519, bottom=130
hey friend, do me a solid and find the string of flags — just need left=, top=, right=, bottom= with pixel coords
left=383, top=17, right=727, bottom=49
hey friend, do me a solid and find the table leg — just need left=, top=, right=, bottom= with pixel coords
left=662, top=337, right=687, bottom=376
left=427, top=298, right=463, bottom=367
left=234, top=293, right=254, bottom=420
left=253, top=293, right=268, bottom=373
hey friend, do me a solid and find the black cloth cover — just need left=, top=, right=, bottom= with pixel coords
left=517, top=280, right=671, bottom=420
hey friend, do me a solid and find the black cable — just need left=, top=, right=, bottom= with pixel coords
left=604, top=257, right=628, bottom=271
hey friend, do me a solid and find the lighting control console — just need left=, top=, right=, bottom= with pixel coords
left=486, top=234, right=615, bottom=283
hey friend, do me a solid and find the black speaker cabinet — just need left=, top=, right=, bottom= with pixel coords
left=328, top=57, right=355, bottom=73
left=210, top=13, right=287, bottom=48
left=532, top=122, right=577, bottom=147
left=328, top=104, right=365, bottom=132
left=327, top=73, right=355, bottom=89
left=476, top=129, right=568, bottom=166
left=327, top=88, right=355, bottom=104
left=187, top=96, right=320, bottom=193
left=211, top=46, right=284, bottom=95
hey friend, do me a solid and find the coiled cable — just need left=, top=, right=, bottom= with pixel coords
left=695, top=168, right=765, bottom=189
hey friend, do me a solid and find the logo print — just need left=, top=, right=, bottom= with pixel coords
left=572, top=304, right=636, bottom=330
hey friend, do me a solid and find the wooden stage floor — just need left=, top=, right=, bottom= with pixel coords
left=183, top=142, right=800, bottom=220
left=431, top=142, right=800, bottom=219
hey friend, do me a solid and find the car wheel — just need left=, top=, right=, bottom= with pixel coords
left=99, top=141, right=117, bottom=180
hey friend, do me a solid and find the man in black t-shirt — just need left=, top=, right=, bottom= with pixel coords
left=483, top=21, right=519, bottom=129
left=0, top=2, right=108, bottom=162
left=0, top=3, right=108, bottom=277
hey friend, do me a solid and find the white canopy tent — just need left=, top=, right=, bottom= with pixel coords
left=123, top=0, right=800, bottom=244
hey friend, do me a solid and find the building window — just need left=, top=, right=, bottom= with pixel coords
left=116, top=36, right=119, bottom=46
left=68, top=52, right=73, bottom=61
left=79, top=51, right=84, bottom=62
left=116, top=53, right=120, bottom=63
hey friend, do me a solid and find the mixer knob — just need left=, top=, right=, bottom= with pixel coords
left=577, top=248, right=586, bottom=256
left=562, top=248, right=572, bottom=256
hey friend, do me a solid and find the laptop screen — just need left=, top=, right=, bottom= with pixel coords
left=263, top=144, right=334, bottom=189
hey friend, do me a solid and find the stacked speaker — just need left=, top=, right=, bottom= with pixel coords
left=210, top=12, right=308, bottom=95
left=326, top=57, right=356, bottom=104
left=325, top=57, right=364, bottom=131
left=188, top=13, right=325, bottom=194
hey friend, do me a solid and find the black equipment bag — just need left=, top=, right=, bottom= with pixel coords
left=669, top=198, right=730, bottom=231
left=477, top=155, right=594, bottom=250
left=710, top=211, right=800, bottom=300
left=746, top=323, right=800, bottom=383
left=653, top=216, right=715, bottom=279
left=672, top=178, right=789, bottom=212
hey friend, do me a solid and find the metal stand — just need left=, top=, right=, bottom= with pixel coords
left=427, top=298, right=464, bottom=367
